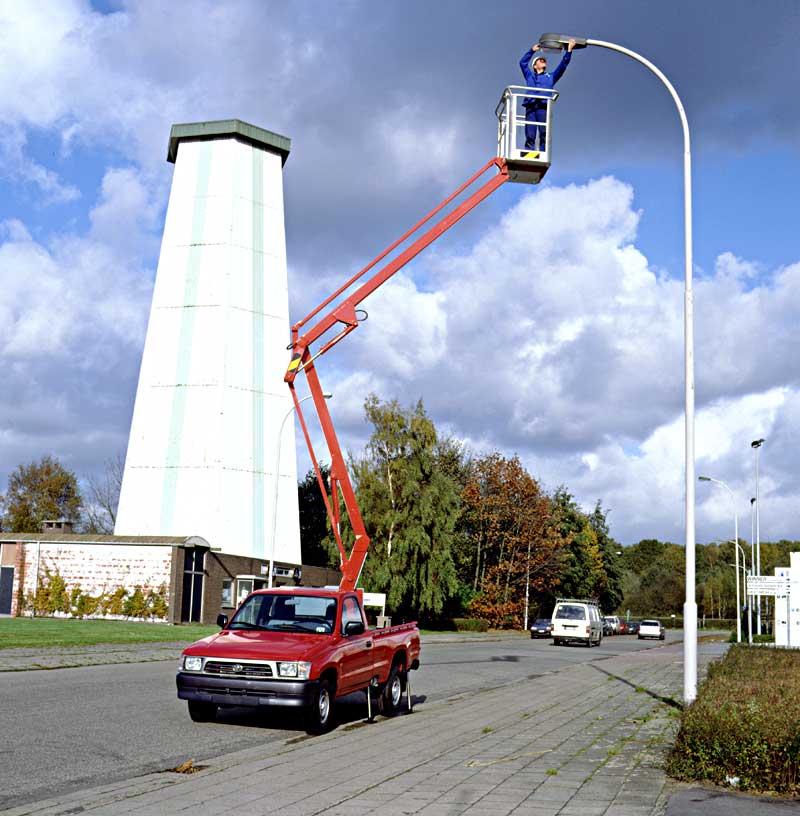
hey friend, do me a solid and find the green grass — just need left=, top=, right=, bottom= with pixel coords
left=0, top=617, right=217, bottom=650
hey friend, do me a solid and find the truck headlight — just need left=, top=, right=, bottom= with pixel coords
left=278, top=661, right=311, bottom=680
left=183, top=656, right=203, bottom=672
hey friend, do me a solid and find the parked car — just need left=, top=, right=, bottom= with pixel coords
left=604, top=615, right=620, bottom=635
left=551, top=598, right=603, bottom=647
left=638, top=619, right=665, bottom=640
left=627, top=620, right=640, bottom=635
left=530, top=618, right=553, bottom=639
left=619, top=620, right=629, bottom=635
left=602, top=617, right=615, bottom=636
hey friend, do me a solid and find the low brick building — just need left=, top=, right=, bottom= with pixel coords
left=0, top=522, right=340, bottom=625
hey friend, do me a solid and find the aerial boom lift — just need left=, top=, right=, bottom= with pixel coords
left=284, top=86, right=559, bottom=590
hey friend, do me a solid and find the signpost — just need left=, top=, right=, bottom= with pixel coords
left=746, top=575, right=790, bottom=596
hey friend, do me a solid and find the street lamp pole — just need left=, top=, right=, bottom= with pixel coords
left=269, top=392, right=332, bottom=588
left=698, top=476, right=739, bottom=643
left=539, top=32, right=696, bottom=702
left=751, top=439, right=764, bottom=634
left=735, top=542, right=752, bottom=645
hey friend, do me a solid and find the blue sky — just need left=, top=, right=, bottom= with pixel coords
left=1, top=0, right=799, bottom=547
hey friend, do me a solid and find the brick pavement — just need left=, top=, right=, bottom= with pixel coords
left=2, top=641, right=729, bottom=816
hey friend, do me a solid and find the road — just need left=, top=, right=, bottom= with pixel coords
left=0, top=631, right=683, bottom=809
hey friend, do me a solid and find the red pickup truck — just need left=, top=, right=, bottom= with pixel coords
left=176, top=587, right=420, bottom=733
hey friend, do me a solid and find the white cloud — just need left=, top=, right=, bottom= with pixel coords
left=297, top=176, right=800, bottom=545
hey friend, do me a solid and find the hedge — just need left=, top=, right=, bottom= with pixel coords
left=668, top=645, right=800, bottom=793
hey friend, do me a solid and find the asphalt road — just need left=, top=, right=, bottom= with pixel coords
left=0, top=631, right=683, bottom=809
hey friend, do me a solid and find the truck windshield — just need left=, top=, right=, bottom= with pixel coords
left=229, top=593, right=337, bottom=635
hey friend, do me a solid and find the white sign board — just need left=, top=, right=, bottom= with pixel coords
left=361, top=592, right=387, bottom=612
left=747, top=575, right=790, bottom=596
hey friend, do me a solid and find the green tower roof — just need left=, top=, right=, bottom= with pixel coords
left=167, top=119, right=291, bottom=165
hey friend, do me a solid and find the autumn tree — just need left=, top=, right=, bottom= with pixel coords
left=349, top=396, right=460, bottom=618
left=463, top=453, right=560, bottom=627
left=1, top=456, right=83, bottom=533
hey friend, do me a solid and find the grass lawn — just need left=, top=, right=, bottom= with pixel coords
left=0, top=617, right=217, bottom=650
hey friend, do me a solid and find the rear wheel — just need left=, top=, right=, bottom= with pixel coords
left=378, top=664, right=404, bottom=716
left=305, top=677, right=335, bottom=735
left=188, top=700, right=217, bottom=723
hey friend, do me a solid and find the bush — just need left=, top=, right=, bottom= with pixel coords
left=451, top=617, right=490, bottom=632
left=728, top=631, right=774, bottom=644
left=668, top=645, right=800, bottom=793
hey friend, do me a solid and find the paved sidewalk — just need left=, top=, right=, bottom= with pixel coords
left=2, top=640, right=748, bottom=816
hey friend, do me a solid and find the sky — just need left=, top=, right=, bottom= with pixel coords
left=0, top=0, right=799, bottom=548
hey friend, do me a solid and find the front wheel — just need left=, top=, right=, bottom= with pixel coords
left=378, top=664, right=404, bottom=716
left=188, top=700, right=217, bottom=723
left=305, top=677, right=335, bottom=735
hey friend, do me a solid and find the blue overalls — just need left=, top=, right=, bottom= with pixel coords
left=519, top=48, right=571, bottom=152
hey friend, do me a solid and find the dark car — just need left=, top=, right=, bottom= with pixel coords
left=602, top=617, right=614, bottom=636
left=530, top=618, right=553, bottom=639
left=627, top=620, right=640, bottom=635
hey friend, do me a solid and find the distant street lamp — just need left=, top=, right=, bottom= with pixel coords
left=269, top=392, right=332, bottom=588
left=698, top=476, right=740, bottom=643
left=539, top=31, right=697, bottom=702
left=751, top=439, right=765, bottom=634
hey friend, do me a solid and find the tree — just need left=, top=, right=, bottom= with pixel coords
left=297, top=464, right=337, bottom=567
left=1, top=456, right=83, bottom=533
left=349, top=395, right=460, bottom=618
left=83, top=452, right=125, bottom=534
left=588, top=500, right=624, bottom=613
left=549, top=487, right=604, bottom=602
left=463, top=453, right=560, bottom=627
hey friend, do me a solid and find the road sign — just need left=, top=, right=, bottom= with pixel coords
left=747, top=575, right=791, bottom=596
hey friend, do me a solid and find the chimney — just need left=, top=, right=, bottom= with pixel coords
left=41, top=519, right=75, bottom=534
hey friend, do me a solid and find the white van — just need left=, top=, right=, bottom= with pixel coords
left=551, top=598, right=603, bottom=647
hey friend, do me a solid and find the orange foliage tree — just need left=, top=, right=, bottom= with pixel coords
left=462, top=453, right=562, bottom=627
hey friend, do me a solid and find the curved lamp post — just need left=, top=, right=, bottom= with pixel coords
left=699, top=477, right=740, bottom=643
left=539, top=32, right=696, bottom=702
left=269, top=392, right=332, bottom=588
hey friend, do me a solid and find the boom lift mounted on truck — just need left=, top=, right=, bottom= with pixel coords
left=284, top=85, right=560, bottom=591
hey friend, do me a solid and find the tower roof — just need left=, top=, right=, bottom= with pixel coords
left=167, top=119, right=291, bottom=165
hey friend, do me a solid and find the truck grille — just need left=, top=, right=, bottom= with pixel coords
left=204, top=661, right=273, bottom=678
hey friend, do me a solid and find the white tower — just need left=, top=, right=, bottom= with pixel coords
left=116, top=120, right=300, bottom=564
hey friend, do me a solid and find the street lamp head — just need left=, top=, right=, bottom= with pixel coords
left=698, top=476, right=712, bottom=482
left=323, top=392, right=333, bottom=399
left=751, top=438, right=765, bottom=448
left=538, top=32, right=588, bottom=51
left=750, top=497, right=757, bottom=505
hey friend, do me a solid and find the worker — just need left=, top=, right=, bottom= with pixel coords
left=519, top=38, right=576, bottom=155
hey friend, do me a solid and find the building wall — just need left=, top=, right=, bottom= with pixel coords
left=197, top=552, right=341, bottom=626
left=115, top=132, right=301, bottom=564
left=15, top=542, right=173, bottom=620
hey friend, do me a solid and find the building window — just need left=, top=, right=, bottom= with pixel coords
left=221, top=579, right=233, bottom=608
left=236, top=578, right=254, bottom=606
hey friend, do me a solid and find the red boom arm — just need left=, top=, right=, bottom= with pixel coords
left=285, top=157, right=511, bottom=590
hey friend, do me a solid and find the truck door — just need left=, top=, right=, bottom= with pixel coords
left=338, top=595, right=374, bottom=693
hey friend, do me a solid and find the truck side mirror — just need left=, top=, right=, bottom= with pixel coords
left=344, top=620, right=365, bottom=636
left=216, top=613, right=228, bottom=628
